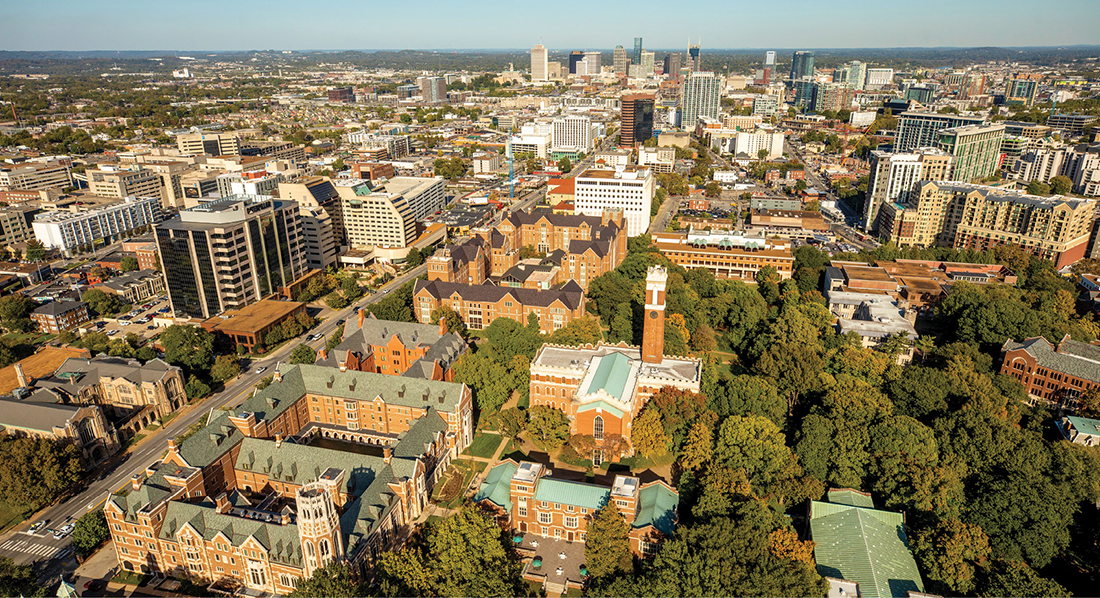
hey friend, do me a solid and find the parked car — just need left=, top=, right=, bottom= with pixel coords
left=146, top=325, right=155, bottom=330
left=118, top=320, right=130, bottom=326
left=84, top=580, right=105, bottom=591
left=136, top=317, right=150, bottom=324
left=106, top=329, right=120, bottom=336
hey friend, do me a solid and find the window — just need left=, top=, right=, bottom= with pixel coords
left=564, top=516, right=579, bottom=528
left=641, top=540, right=659, bottom=556
left=593, top=415, right=604, bottom=440
left=538, top=512, right=553, bottom=524
left=518, top=497, right=528, bottom=517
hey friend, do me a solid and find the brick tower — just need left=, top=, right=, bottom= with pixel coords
left=642, top=265, right=667, bottom=363
left=296, top=472, right=346, bottom=577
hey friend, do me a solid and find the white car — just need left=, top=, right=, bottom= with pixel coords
left=54, top=523, right=74, bottom=540
left=255, top=366, right=267, bottom=374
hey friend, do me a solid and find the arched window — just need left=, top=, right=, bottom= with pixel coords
left=320, top=539, right=331, bottom=558
left=593, top=415, right=604, bottom=440
left=305, top=542, right=315, bottom=557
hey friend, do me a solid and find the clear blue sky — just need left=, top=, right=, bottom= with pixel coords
left=5, top=0, right=1098, bottom=51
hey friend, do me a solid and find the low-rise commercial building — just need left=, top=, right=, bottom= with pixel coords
left=200, top=300, right=308, bottom=352
left=95, top=269, right=166, bottom=304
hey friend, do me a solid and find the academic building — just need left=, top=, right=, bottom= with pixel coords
left=528, top=267, right=702, bottom=463
left=413, top=279, right=587, bottom=334
left=317, top=310, right=467, bottom=381
left=651, top=230, right=795, bottom=281
left=105, top=363, right=473, bottom=594
left=1000, top=334, right=1100, bottom=408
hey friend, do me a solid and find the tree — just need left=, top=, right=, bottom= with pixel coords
left=71, top=509, right=109, bottom=558
left=0, top=557, right=44, bottom=598
left=704, top=181, right=721, bottom=197
left=631, top=407, right=669, bottom=458
left=0, top=435, right=83, bottom=513
left=912, top=519, right=991, bottom=595
left=209, top=354, right=241, bottom=382
left=977, top=559, right=1070, bottom=598
left=558, top=156, right=572, bottom=173
left=0, top=295, right=34, bottom=332
left=405, top=246, right=425, bottom=268
left=679, top=418, right=716, bottom=471
left=757, top=148, right=769, bottom=162
left=376, top=507, right=524, bottom=597
left=585, top=502, right=633, bottom=578
left=431, top=306, right=467, bottom=339
left=288, top=561, right=365, bottom=598
left=185, top=375, right=211, bottom=400
left=81, top=289, right=123, bottom=317
left=1049, top=175, right=1073, bottom=196
left=547, top=316, right=601, bottom=346
left=289, top=343, right=317, bottom=365
left=498, top=408, right=527, bottom=439
left=159, top=325, right=215, bottom=373
left=119, top=256, right=139, bottom=272
left=527, top=405, right=570, bottom=450
left=24, top=241, right=45, bottom=263
left=453, top=352, right=517, bottom=414
left=1026, top=180, right=1051, bottom=196
left=483, top=317, right=541, bottom=361
left=715, top=415, right=790, bottom=483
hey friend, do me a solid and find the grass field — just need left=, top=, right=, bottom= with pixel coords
left=464, top=432, right=503, bottom=459
left=0, top=500, right=29, bottom=535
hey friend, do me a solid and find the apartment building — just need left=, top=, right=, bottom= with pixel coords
left=104, top=362, right=473, bottom=591
left=527, top=267, right=702, bottom=462
left=894, top=112, right=985, bottom=151
left=342, top=134, right=411, bottom=159
left=154, top=195, right=305, bottom=319
left=0, top=205, right=40, bottom=246
left=176, top=132, right=241, bottom=156
left=240, top=140, right=306, bottom=164
left=339, top=189, right=417, bottom=250
left=278, top=177, right=347, bottom=245
left=417, top=76, right=447, bottom=103
left=87, top=167, right=165, bottom=204
left=413, top=279, right=586, bottom=333
left=726, top=130, right=785, bottom=160
left=552, top=115, right=594, bottom=155
left=863, top=148, right=954, bottom=232
left=32, top=196, right=162, bottom=256
left=682, top=72, right=721, bottom=128
left=0, top=160, right=73, bottom=191
left=651, top=230, right=794, bottom=280
left=318, top=310, right=467, bottom=381
left=216, top=171, right=286, bottom=198
left=298, top=205, right=339, bottom=269
left=574, top=167, right=654, bottom=237
left=638, top=147, right=674, bottom=173
left=471, top=153, right=503, bottom=174
left=937, top=123, right=1005, bottom=183
left=31, top=300, right=90, bottom=333
left=94, top=269, right=167, bottom=304
left=878, top=181, right=1096, bottom=268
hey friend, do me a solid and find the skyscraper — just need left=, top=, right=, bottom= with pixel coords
left=584, top=51, right=602, bottom=75
left=531, top=44, right=548, bottom=81
left=688, top=44, right=701, bottom=70
left=620, top=94, right=655, bottom=148
left=613, top=46, right=629, bottom=75
left=641, top=51, right=655, bottom=76
left=790, top=50, right=815, bottom=81
left=569, top=51, right=584, bottom=75
left=681, top=72, right=721, bottom=128
left=634, top=37, right=643, bottom=65
left=664, top=53, right=682, bottom=81
left=765, top=51, right=776, bottom=66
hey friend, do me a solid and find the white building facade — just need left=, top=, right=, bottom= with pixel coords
left=33, top=197, right=162, bottom=255
left=574, top=167, right=654, bottom=237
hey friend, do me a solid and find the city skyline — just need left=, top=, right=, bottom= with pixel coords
left=4, top=0, right=1098, bottom=52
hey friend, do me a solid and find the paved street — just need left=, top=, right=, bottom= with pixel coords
left=0, top=262, right=428, bottom=582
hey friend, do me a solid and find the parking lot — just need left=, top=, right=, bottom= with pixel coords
left=93, top=294, right=172, bottom=339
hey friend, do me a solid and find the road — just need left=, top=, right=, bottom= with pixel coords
left=0, top=263, right=429, bottom=579
left=785, top=144, right=878, bottom=252
left=649, top=193, right=680, bottom=235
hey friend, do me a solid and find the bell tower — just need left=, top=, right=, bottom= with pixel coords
left=642, top=266, right=667, bottom=363
left=296, top=470, right=346, bottom=577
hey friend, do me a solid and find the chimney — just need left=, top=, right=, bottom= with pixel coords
left=274, top=433, right=283, bottom=449
left=438, top=316, right=448, bottom=336
left=383, top=445, right=393, bottom=465
left=14, top=362, right=28, bottom=389
left=273, top=366, right=282, bottom=383
left=281, top=512, right=291, bottom=525
left=318, top=348, right=327, bottom=361
left=358, top=309, right=366, bottom=330
left=130, top=474, right=144, bottom=492
left=214, top=492, right=230, bottom=513
left=167, top=438, right=180, bottom=459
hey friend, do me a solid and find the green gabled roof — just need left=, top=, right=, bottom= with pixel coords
left=159, top=501, right=303, bottom=567
left=234, top=437, right=385, bottom=496
left=392, top=408, right=447, bottom=461
left=575, top=400, right=625, bottom=419
left=289, top=363, right=466, bottom=412
left=633, top=483, right=678, bottom=536
left=827, top=488, right=876, bottom=508
left=109, top=470, right=173, bottom=521
left=1067, top=415, right=1100, bottom=437
left=534, top=478, right=609, bottom=511
left=340, top=465, right=399, bottom=559
left=177, top=408, right=243, bottom=468
left=810, top=501, right=923, bottom=598
left=578, top=352, right=632, bottom=401
left=475, top=461, right=518, bottom=513
left=241, top=366, right=307, bottom=422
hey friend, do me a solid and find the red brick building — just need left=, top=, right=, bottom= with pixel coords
left=317, top=310, right=467, bottom=381
left=413, top=279, right=586, bottom=334
left=1000, top=334, right=1100, bottom=408
left=32, top=300, right=90, bottom=333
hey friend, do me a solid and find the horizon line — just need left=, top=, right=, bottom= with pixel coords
left=3, top=44, right=1100, bottom=54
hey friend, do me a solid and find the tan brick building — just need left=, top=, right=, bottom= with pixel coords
left=413, top=279, right=586, bottom=333
left=652, top=231, right=795, bottom=281
left=105, top=363, right=473, bottom=593
left=31, top=300, right=90, bottom=333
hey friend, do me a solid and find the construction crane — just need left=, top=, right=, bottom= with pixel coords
left=841, top=115, right=890, bottom=168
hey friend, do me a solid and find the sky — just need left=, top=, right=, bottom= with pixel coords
left=4, top=0, right=1099, bottom=52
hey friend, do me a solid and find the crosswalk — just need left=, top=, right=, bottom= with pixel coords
left=0, top=538, right=64, bottom=559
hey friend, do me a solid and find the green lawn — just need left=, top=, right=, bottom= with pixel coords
left=111, top=571, right=150, bottom=586
left=159, top=411, right=179, bottom=426
left=464, top=433, right=503, bottom=459
left=2, top=332, right=55, bottom=344
left=0, top=500, right=29, bottom=535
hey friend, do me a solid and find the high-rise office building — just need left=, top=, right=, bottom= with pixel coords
left=155, top=195, right=305, bottom=319
left=640, top=51, right=655, bottom=77
left=1005, top=77, right=1038, bottom=108
left=864, top=148, right=954, bottom=231
left=552, top=115, right=594, bottom=153
left=613, top=46, right=629, bottom=75
left=417, top=76, right=447, bottom=103
left=765, top=51, right=776, bottom=66
left=634, top=37, right=643, bottom=65
left=895, top=112, right=985, bottom=151
left=620, top=94, right=655, bottom=148
left=568, top=51, right=584, bottom=75
left=937, top=123, right=1005, bottom=183
left=584, top=51, right=602, bottom=75
left=531, top=44, right=549, bottom=81
left=790, top=51, right=815, bottom=81
left=681, top=72, right=721, bottom=128
left=664, top=53, right=682, bottom=80
left=811, top=82, right=855, bottom=113
left=688, top=44, right=701, bottom=71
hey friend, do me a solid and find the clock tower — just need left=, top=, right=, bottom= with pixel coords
left=642, top=266, right=667, bottom=363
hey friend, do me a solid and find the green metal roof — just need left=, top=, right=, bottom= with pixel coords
left=810, top=500, right=924, bottom=598
left=475, top=461, right=518, bottom=513
left=633, top=483, right=678, bottom=535
left=827, top=488, right=876, bottom=508
left=575, top=400, right=625, bottom=419
left=1067, top=415, right=1100, bottom=437
left=534, top=478, right=609, bottom=510
left=578, top=352, right=632, bottom=401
